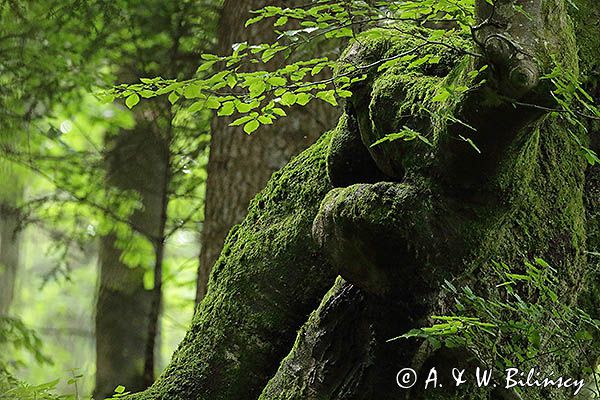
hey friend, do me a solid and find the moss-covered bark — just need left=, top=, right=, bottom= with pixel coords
left=578, top=0, right=600, bottom=374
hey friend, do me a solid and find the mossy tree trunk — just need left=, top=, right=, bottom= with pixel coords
left=129, top=1, right=599, bottom=399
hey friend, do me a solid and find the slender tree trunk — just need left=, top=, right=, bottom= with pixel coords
left=195, top=0, right=339, bottom=303
left=94, top=124, right=169, bottom=400
left=142, top=124, right=171, bottom=388
left=130, top=132, right=337, bottom=400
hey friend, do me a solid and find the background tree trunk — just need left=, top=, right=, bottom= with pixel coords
left=94, top=2, right=218, bottom=395
left=94, top=124, right=169, bottom=400
left=0, top=173, right=22, bottom=316
left=195, top=0, right=339, bottom=303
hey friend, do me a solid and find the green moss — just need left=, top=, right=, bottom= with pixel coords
left=127, top=132, right=337, bottom=400
left=326, top=112, right=386, bottom=187
left=538, top=0, right=579, bottom=74
left=339, top=26, right=473, bottom=179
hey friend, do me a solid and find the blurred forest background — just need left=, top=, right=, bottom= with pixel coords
left=0, top=0, right=340, bottom=398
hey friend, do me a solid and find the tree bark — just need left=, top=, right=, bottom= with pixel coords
left=0, top=176, right=22, bottom=316
left=94, top=124, right=169, bottom=400
left=128, top=0, right=600, bottom=399
left=195, top=0, right=339, bottom=303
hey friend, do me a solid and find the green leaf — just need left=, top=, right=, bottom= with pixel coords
left=316, top=90, right=338, bottom=106
left=244, top=119, right=260, bottom=134
left=206, top=98, right=221, bottom=110
left=188, top=101, right=204, bottom=113
left=262, top=48, right=279, bottom=63
left=218, top=101, right=235, bottom=116
left=183, top=84, right=201, bottom=99
left=336, top=89, right=352, bottom=98
left=125, top=94, right=140, bottom=109
left=230, top=115, right=254, bottom=126
left=115, top=385, right=126, bottom=394
left=311, top=64, right=325, bottom=76
left=459, top=135, right=481, bottom=153
left=432, top=88, right=451, bottom=102
left=226, top=74, right=237, bottom=88
left=370, top=127, right=432, bottom=147
left=249, top=81, right=267, bottom=97
left=534, top=258, right=550, bottom=268
left=408, top=55, right=431, bottom=69
left=197, top=60, right=216, bottom=72
left=428, top=55, right=442, bottom=64
left=235, top=102, right=254, bottom=113
left=274, top=16, right=288, bottom=27
left=296, top=93, right=312, bottom=106
left=245, top=16, right=263, bottom=27
left=268, top=76, right=287, bottom=86
left=168, top=91, right=180, bottom=104
left=258, top=115, right=273, bottom=124
left=272, top=107, right=287, bottom=117
left=280, top=92, right=297, bottom=106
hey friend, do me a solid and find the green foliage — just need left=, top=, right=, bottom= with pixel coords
left=542, top=65, right=600, bottom=165
left=108, top=0, right=600, bottom=170
left=105, top=384, right=132, bottom=399
left=1, top=374, right=66, bottom=400
left=370, top=126, right=433, bottom=147
left=391, top=258, right=600, bottom=397
left=107, top=0, right=483, bottom=134
left=0, top=366, right=86, bottom=400
left=0, top=318, right=78, bottom=400
left=0, top=317, right=51, bottom=370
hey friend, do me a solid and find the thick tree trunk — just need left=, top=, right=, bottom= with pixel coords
left=95, top=235, right=151, bottom=399
left=195, top=0, right=339, bottom=303
left=95, top=1, right=216, bottom=394
left=94, top=124, right=169, bottom=400
left=129, top=0, right=599, bottom=399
